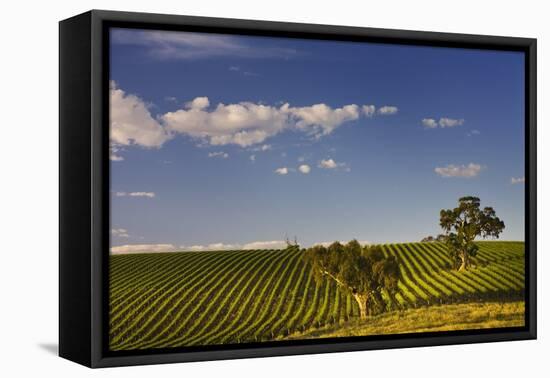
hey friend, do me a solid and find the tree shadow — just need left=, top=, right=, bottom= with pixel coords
left=37, top=343, right=58, bottom=356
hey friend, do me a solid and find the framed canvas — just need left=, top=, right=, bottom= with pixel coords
left=59, top=10, right=537, bottom=368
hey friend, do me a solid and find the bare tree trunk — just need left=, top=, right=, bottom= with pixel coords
left=353, top=293, right=369, bottom=320
left=458, top=251, right=469, bottom=271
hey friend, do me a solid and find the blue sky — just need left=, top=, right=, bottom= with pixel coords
left=109, top=28, right=525, bottom=253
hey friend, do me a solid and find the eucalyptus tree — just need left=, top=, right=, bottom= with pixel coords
left=440, top=196, right=505, bottom=271
left=303, top=240, right=399, bottom=319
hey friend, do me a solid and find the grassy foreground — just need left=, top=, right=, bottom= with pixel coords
left=282, top=301, right=525, bottom=340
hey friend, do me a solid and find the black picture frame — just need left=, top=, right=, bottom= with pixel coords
left=59, top=9, right=537, bottom=368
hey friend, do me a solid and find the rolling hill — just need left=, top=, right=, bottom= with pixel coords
left=109, top=241, right=525, bottom=351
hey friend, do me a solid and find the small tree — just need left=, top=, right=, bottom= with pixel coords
left=435, top=234, right=447, bottom=242
left=440, top=196, right=505, bottom=271
left=284, top=234, right=292, bottom=247
left=303, top=240, right=399, bottom=319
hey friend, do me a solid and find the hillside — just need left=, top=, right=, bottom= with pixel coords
left=282, top=301, right=524, bottom=340
left=109, top=241, right=525, bottom=351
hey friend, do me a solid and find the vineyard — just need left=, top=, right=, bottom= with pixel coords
left=109, top=241, right=525, bottom=351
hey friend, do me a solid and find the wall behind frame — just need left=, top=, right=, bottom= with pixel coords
left=1, top=0, right=547, bottom=377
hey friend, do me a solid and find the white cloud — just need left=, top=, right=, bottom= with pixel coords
left=511, top=176, right=525, bottom=184
left=110, top=154, right=124, bottom=161
left=208, top=151, right=229, bottom=159
left=186, top=243, right=239, bottom=251
left=318, top=158, right=348, bottom=171
left=163, top=100, right=366, bottom=147
left=362, top=105, right=376, bottom=117
left=275, top=167, right=289, bottom=175
left=115, top=191, right=156, bottom=198
left=163, top=100, right=290, bottom=147
left=229, top=66, right=240, bottom=71
left=111, top=84, right=400, bottom=152
left=439, top=117, right=465, bottom=128
left=185, top=96, right=210, bottom=110
left=378, top=106, right=398, bottom=115
left=110, top=144, right=125, bottom=161
left=241, top=240, right=287, bottom=249
left=422, top=118, right=438, bottom=129
left=111, top=244, right=179, bottom=254
left=289, top=103, right=360, bottom=137
left=313, top=240, right=371, bottom=247
left=110, top=81, right=170, bottom=148
left=111, top=29, right=298, bottom=61
left=249, top=154, right=256, bottom=162
left=319, top=159, right=338, bottom=169
left=186, top=240, right=287, bottom=251
left=434, top=163, right=484, bottom=178
left=467, top=129, right=481, bottom=137
left=298, top=164, right=311, bottom=174
left=111, top=228, right=129, bottom=238
left=111, top=240, right=289, bottom=254
left=423, top=117, right=465, bottom=129
left=129, top=192, right=156, bottom=198
left=297, top=156, right=306, bottom=163
left=251, top=144, right=272, bottom=152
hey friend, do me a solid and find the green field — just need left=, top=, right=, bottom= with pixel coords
left=109, top=241, right=525, bottom=351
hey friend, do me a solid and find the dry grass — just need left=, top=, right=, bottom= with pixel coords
left=282, top=301, right=525, bottom=340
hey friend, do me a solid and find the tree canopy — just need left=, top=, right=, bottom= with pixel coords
left=303, top=240, right=399, bottom=319
left=440, top=196, right=505, bottom=271
left=421, top=234, right=446, bottom=243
